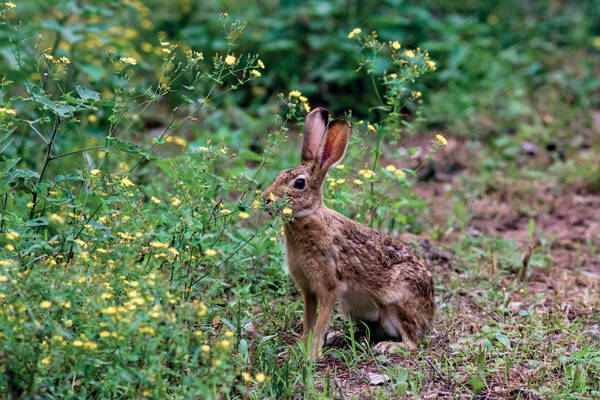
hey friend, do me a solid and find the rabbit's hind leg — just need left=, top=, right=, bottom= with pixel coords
left=373, top=304, right=419, bottom=354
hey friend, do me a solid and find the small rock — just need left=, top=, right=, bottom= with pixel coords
left=367, top=372, right=390, bottom=385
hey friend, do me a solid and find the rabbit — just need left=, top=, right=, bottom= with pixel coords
left=261, top=107, right=434, bottom=359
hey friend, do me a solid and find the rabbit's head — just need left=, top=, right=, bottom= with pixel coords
left=262, top=107, right=351, bottom=217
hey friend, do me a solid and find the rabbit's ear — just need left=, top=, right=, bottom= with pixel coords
left=317, top=118, right=351, bottom=178
left=301, top=107, right=329, bottom=164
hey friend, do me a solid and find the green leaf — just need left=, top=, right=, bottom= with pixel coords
left=26, top=217, right=49, bottom=227
left=495, top=332, right=511, bottom=349
left=76, top=85, right=100, bottom=101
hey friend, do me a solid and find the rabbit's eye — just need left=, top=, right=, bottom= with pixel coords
left=293, top=178, right=306, bottom=190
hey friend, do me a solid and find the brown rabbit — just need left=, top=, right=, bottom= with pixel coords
left=262, top=107, right=434, bottom=358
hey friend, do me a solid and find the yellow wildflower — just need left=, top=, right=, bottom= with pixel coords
left=395, top=169, right=405, bottom=178
left=49, top=213, right=64, bottom=224
left=251, top=70, right=261, bottom=77
left=257, top=59, right=265, bottom=69
left=336, top=164, right=345, bottom=170
left=252, top=200, right=260, bottom=209
left=242, top=372, right=252, bottom=382
left=0, top=275, right=8, bottom=282
left=289, top=90, right=301, bottom=98
left=426, top=60, right=436, bottom=70
left=435, top=134, right=448, bottom=147
left=120, top=177, right=134, bottom=187
left=255, top=373, right=266, bottom=383
left=120, top=56, right=137, bottom=65
left=201, top=344, right=210, bottom=352
left=391, top=41, right=401, bottom=50
left=225, top=54, right=236, bottom=65
left=367, top=122, right=377, bottom=133
left=27, top=202, right=34, bottom=208
left=204, top=249, right=217, bottom=257
left=389, top=73, right=397, bottom=79
left=385, top=164, right=397, bottom=172
left=171, top=197, right=181, bottom=207
left=6, top=231, right=19, bottom=240
left=90, top=169, right=101, bottom=176
left=5, top=2, right=16, bottom=8
left=41, top=357, right=51, bottom=365
left=282, top=208, right=293, bottom=215
left=238, top=212, right=250, bottom=220
left=60, top=56, right=70, bottom=64
left=347, top=28, right=361, bottom=39
left=353, top=179, right=363, bottom=185
left=0, top=260, right=12, bottom=266
left=40, top=300, right=52, bottom=309
left=99, top=331, right=110, bottom=337
left=404, top=50, right=415, bottom=58
left=151, top=196, right=161, bottom=204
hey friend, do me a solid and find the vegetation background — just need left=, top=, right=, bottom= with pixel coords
left=0, top=0, right=598, bottom=399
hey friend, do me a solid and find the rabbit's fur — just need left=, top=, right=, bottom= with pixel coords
left=262, top=107, right=434, bottom=358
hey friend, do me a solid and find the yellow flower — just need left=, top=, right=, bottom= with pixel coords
left=101, top=306, right=117, bottom=314
left=347, top=28, right=361, bottom=39
left=201, top=344, right=210, bottom=352
left=395, top=169, right=405, bottom=178
left=358, top=169, right=376, bottom=179
left=60, top=56, right=70, bottom=64
left=252, top=200, right=260, bottom=209
left=171, top=197, right=181, bottom=207
left=225, top=54, right=236, bottom=65
left=289, top=90, right=301, bottom=98
left=389, top=73, right=398, bottom=79
left=299, top=96, right=308, bottom=102
left=168, top=247, right=178, bottom=257
left=391, top=41, right=401, bottom=50
left=353, top=179, right=363, bottom=185
left=151, top=196, right=161, bottom=204
left=0, top=107, right=16, bottom=115
left=435, top=134, right=448, bottom=147
left=282, top=208, right=293, bottom=215
left=225, top=330, right=234, bottom=337
left=269, top=193, right=275, bottom=202
left=385, top=164, right=397, bottom=172
left=426, top=60, right=436, bottom=70
left=242, top=372, right=252, bottom=382
left=120, top=177, right=135, bottom=187
left=335, top=164, right=345, bottom=170
left=44, top=54, right=53, bottom=60
left=0, top=260, right=13, bottom=266
left=594, top=36, right=600, bottom=49
left=40, top=300, right=51, bottom=309
left=255, top=373, right=266, bottom=383
left=0, top=275, right=8, bottom=282
left=219, top=339, right=230, bottom=349
left=41, top=357, right=51, bottom=365
left=251, top=70, right=261, bottom=77
left=26, top=202, right=34, bottom=209
left=367, top=122, right=377, bottom=133
left=160, top=41, right=170, bottom=46
left=72, top=340, right=83, bottom=347
left=120, top=56, right=137, bottom=65
left=303, top=102, right=310, bottom=112
left=90, top=169, right=101, bottom=176
left=199, top=146, right=208, bottom=152
left=404, top=50, right=415, bottom=58
left=6, top=231, right=19, bottom=240
left=238, top=212, right=250, bottom=220
left=161, top=48, right=171, bottom=54
left=204, top=249, right=217, bottom=257
left=49, top=213, right=64, bottom=224
left=257, top=59, right=265, bottom=69
left=5, top=2, right=16, bottom=8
